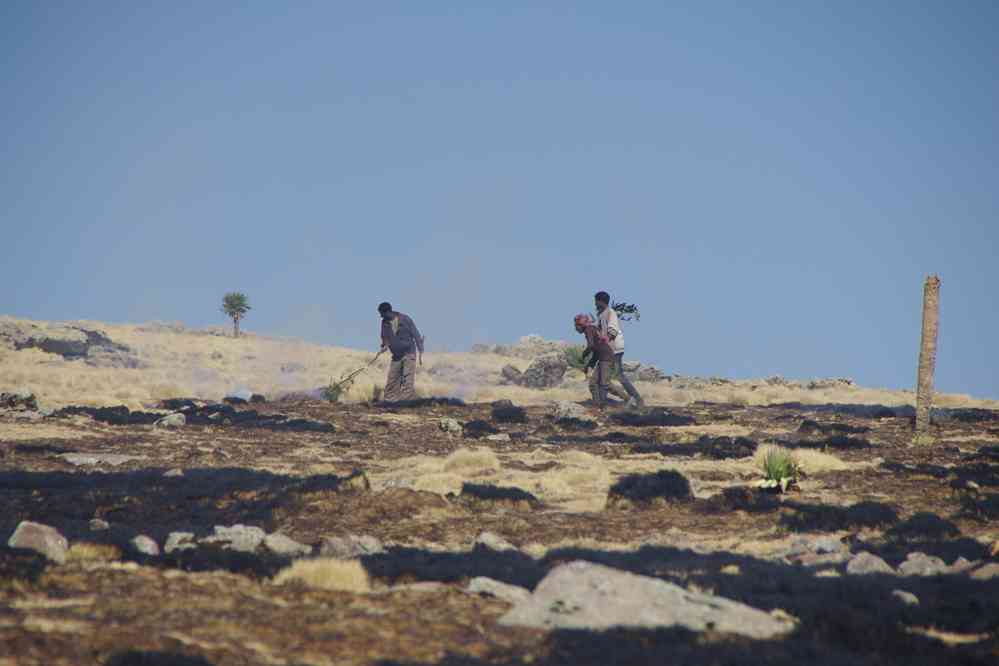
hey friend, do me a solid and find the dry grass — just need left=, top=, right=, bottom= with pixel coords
left=65, top=543, right=122, bottom=563
left=2, top=316, right=997, bottom=410
left=441, top=448, right=501, bottom=475
left=271, top=558, right=371, bottom=593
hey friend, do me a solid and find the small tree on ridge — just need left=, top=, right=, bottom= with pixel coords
left=221, top=292, right=251, bottom=338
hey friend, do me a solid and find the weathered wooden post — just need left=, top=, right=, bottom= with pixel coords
left=914, top=275, right=941, bottom=442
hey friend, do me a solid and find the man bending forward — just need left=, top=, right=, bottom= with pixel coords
left=378, top=302, right=424, bottom=402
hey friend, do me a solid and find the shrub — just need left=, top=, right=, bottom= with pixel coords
left=758, top=446, right=799, bottom=493
left=564, top=345, right=589, bottom=371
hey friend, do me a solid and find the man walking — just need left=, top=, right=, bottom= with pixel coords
left=595, top=291, right=643, bottom=407
left=574, top=314, right=615, bottom=407
left=378, top=302, right=424, bottom=402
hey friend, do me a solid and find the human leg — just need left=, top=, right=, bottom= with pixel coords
left=614, top=353, right=643, bottom=404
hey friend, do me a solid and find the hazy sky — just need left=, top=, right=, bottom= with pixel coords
left=2, top=1, right=997, bottom=398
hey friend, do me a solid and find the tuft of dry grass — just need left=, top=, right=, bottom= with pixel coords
left=272, top=558, right=371, bottom=592
left=441, top=448, right=501, bottom=475
left=65, top=543, right=122, bottom=563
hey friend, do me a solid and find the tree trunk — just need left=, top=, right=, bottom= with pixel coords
left=915, top=275, right=941, bottom=438
left=233, top=317, right=240, bottom=338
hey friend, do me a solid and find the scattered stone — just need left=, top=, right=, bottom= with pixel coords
left=491, top=400, right=527, bottom=423
left=0, top=390, right=38, bottom=411
left=439, top=417, right=463, bottom=435
left=200, top=525, right=266, bottom=553
left=130, top=535, right=160, bottom=556
left=812, top=536, right=845, bottom=554
left=164, top=532, right=196, bottom=554
left=499, top=561, right=795, bottom=638
left=846, top=552, right=895, bottom=575
left=7, top=521, right=68, bottom=564
left=163, top=468, right=184, bottom=478
left=898, top=552, right=948, bottom=577
left=264, top=533, right=312, bottom=557
left=319, top=534, right=384, bottom=559
left=468, top=577, right=531, bottom=604
left=154, top=413, right=186, bottom=428
left=486, top=433, right=511, bottom=442
left=59, top=453, right=147, bottom=467
left=89, top=518, right=110, bottom=531
left=500, top=365, right=524, bottom=384
left=971, top=563, right=999, bottom=580
left=520, top=352, right=568, bottom=389
left=891, top=589, right=919, bottom=606
left=552, top=401, right=588, bottom=421
left=947, top=557, right=977, bottom=574
left=633, top=366, right=668, bottom=383
left=474, top=532, right=517, bottom=552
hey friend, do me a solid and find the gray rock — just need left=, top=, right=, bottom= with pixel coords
left=89, top=518, right=110, bottom=531
left=788, top=535, right=843, bottom=556
left=486, top=433, right=511, bottom=442
left=7, top=521, right=68, bottom=564
left=634, top=366, right=668, bottom=383
left=164, top=531, right=196, bottom=554
left=520, top=352, right=568, bottom=389
left=846, top=552, right=895, bottom=575
left=468, top=577, right=531, bottom=604
left=131, top=535, right=160, bottom=556
left=0, top=390, right=38, bottom=411
left=898, top=552, right=948, bottom=577
left=812, top=536, right=845, bottom=554
left=264, top=533, right=312, bottom=557
left=474, top=531, right=517, bottom=552
left=155, top=413, right=186, bottom=428
left=501, top=365, right=523, bottom=384
left=163, top=468, right=185, bottom=478
left=500, top=561, right=795, bottom=638
left=946, top=556, right=977, bottom=574
left=891, top=589, right=920, bottom=606
left=201, top=524, right=266, bottom=553
left=970, top=563, right=999, bottom=580
left=552, top=401, right=589, bottom=421
left=439, top=417, right=463, bottom=435
left=59, top=453, right=147, bottom=467
left=319, top=534, right=384, bottom=559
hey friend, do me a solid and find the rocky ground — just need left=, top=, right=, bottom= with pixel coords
left=2, top=393, right=998, bottom=665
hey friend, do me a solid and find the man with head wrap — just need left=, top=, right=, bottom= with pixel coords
left=574, top=314, right=615, bottom=407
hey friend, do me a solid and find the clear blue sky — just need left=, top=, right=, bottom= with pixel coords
left=2, top=1, right=997, bottom=398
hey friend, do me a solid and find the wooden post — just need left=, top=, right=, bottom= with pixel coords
left=914, top=275, right=941, bottom=440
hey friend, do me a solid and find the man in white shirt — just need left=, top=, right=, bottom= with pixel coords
left=595, top=291, right=644, bottom=407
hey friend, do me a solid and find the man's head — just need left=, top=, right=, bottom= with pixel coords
left=378, top=302, right=394, bottom=321
left=574, top=313, right=592, bottom=333
left=594, top=291, right=610, bottom=312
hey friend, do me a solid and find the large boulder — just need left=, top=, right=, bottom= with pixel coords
left=520, top=352, right=568, bottom=389
left=7, top=521, right=68, bottom=564
left=500, top=561, right=796, bottom=638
